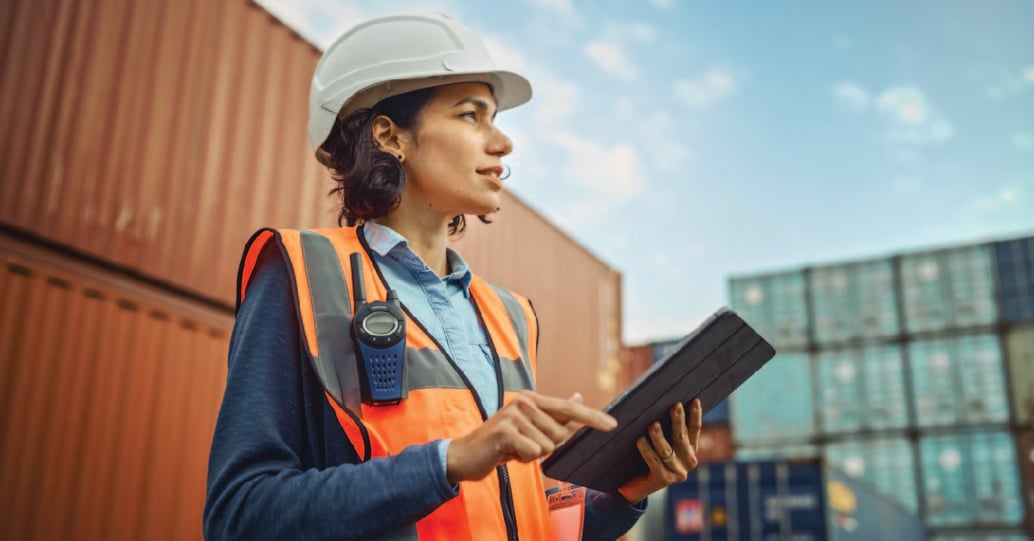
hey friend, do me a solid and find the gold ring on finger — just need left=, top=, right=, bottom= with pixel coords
left=661, top=449, right=675, bottom=463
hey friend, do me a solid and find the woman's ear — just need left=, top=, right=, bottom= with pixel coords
left=371, top=115, right=406, bottom=155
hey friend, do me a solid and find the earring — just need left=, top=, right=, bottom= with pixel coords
left=397, top=154, right=405, bottom=163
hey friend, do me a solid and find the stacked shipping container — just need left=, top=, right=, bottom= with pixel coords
left=726, top=234, right=1034, bottom=539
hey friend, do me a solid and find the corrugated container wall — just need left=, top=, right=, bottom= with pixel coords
left=0, top=233, right=232, bottom=541
left=810, top=259, right=900, bottom=345
left=728, top=270, right=809, bottom=349
left=0, top=0, right=338, bottom=306
left=816, top=345, right=910, bottom=434
left=1019, top=430, right=1034, bottom=536
left=900, top=245, right=998, bottom=334
left=729, top=353, right=815, bottom=445
left=1007, top=325, right=1034, bottom=426
left=994, top=238, right=1034, bottom=324
left=919, top=429, right=1024, bottom=528
left=909, top=333, right=1011, bottom=427
left=665, top=460, right=927, bottom=541
left=0, top=0, right=626, bottom=409
left=824, top=436, right=919, bottom=514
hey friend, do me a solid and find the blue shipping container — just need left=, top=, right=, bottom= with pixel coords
left=994, top=236, right=1034, bottom=324
left=730, top=353, right=816, bottom=445
left=666, top=460, right=927, bottom=541
left=931, top=532, right=1030, bottom=541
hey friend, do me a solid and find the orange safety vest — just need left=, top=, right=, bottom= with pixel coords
left=237, top=226, right=553, bottom=541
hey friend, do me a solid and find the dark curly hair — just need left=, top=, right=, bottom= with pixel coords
left=316, top=87, right=491, bottom=235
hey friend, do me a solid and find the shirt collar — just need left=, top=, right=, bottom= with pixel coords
left=362, top=222, right=474, bottom=297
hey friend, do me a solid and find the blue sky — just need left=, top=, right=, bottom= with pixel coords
left=257, top=0, right=1034, bottom=343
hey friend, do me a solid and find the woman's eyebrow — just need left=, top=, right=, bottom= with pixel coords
left=452, top=97, right=498, bottom=119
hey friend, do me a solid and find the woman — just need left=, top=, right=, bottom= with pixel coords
left=204, top=12, right=701, bottom=541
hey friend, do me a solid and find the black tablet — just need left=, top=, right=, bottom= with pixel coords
left=540, top=306, right=776, bottom=493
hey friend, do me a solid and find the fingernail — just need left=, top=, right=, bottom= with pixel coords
left=606, top=415, right=618, bottom=429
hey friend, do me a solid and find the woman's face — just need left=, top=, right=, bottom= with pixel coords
left=397, top=82, right=514, bottom=219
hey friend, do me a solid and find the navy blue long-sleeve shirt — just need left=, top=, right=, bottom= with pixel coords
left=203, top=241, right=644, bottom=540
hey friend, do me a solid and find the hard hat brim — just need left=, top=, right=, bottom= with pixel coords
left=310, top=70, right=532, bottom=152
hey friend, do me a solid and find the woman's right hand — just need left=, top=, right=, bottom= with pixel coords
left=445, top=391, right=618, bottom=484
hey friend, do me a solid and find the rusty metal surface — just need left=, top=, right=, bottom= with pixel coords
left=0, top=232, right=231, bottom=541
left=0, top=0, right=336, bottom=307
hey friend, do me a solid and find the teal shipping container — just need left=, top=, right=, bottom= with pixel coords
left=994, top=236, right=1034, bottom=324
left=919, top=429, right=1024, bottom=528
left=730, top=353, right=815, bottom=445
left=825, top=436, right=919, bottom=514
left=900, top=245, right=998, bottom=334
left=817, top=346, right=909, bottom=434
left=909, top=333, right=1011, bottom=427
left=1006, top=325, right=1034, bottom=426
left=729, top=271, right=809, bottom=349
left=665, top=460, right=926, bottom=541
left=810, top=259, right=900, bottom=345
left=931, top=532, right=1030, bottom=541
left=736, top=443, right=819, bottom=462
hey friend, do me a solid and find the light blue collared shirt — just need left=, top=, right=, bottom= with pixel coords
left=362, top=222, right=501, bottom=471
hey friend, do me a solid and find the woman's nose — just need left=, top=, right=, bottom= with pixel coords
left=488, top=125, right=513, bottom=157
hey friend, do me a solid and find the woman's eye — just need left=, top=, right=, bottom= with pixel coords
left=460, top=111, right=478, bottom=121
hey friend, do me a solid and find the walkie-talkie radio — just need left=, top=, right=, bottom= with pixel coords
left=350, top=253, right=407, bottom=405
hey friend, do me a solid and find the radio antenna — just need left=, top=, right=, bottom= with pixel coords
left=350, top=253, right=367, bottom=308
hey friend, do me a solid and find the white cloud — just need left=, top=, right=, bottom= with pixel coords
left=255, top=0, right=368, bottom=48
left=832, top=81, right=869, bottom=111
left=602, top=21, right=657, bottom=44
left=527, top=0, right=573, bottom=12
left=673, top=69, right=738, bottom=109
left=832, top=34, right=853, bottom=49
left=974, top=186, right=1022, bottom=213
left=1012, top=132, right=1034, bottom=152
left=984, top=65, right=1034, bottom=100
left=876, top=86, right=954, bottom=144
left=648, top=0, right=675, bottom=11
left=543, top=132, right=645, bottom=226
left=584, top=40, right=638, bottom=81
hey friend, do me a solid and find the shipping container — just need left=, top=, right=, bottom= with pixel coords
left=919, top=429, right=1024, bottom=528
left=730, top=353, right=816, bottom=445
left=729, top=270, right=810, bottom=349
left=1007, top=325, right=1034, bottom=426
left=825, top=436, right=919, bottom=514
left=0, top=233, right=231, bottom=541
left=810, top=259, right=900, bottom=344
left=665, top=460, right=927, bottom=541
left=900, top=245, right=998, bottom=334
left=697, top=426, right=735, bottom=463
left=994, top=237, right=1034, bottom=324
left=816, top=345, right=909, bottom=434
left=736, top=443, right=821, bottom=462
left=0, top=0, right=337, bottom=306
left=1018, top=430, right=1034, bottom=535
left=908, top=333, right=1011, bottom=427
left=930, top=532, right=1030, bottom=541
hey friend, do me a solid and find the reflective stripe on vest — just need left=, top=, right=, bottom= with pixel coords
left=236, top=226, right=552, bottom=541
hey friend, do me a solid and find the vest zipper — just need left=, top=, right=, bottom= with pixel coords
left=358, top=232, right=522, bottom=540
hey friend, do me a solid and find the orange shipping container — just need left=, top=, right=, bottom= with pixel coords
left=0, top=232, right=232, bottom=541
left=697, top=426, right=735, bottom=463
left=0, top=0, right=626, bottom=405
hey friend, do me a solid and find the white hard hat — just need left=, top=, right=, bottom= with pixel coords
left=308, top=12, right=533, bottom=152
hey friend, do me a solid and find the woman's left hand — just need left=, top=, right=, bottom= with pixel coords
left=616, top=398, right=702, bottom=505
